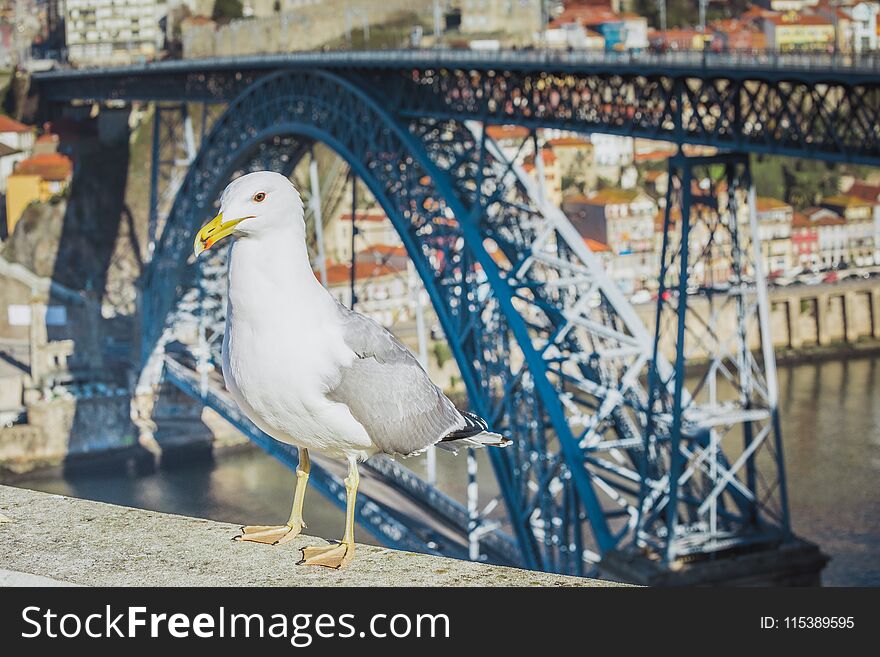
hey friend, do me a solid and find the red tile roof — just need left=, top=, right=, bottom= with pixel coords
left=486, top=125, right=530, bottom=141
left=756, top=196, right=790, bottom=212
left=12, top=153, right=73, bottom=181
left=803, top=206, right=846, bottom=226
left=821, top=194, right=873, bottom=209
left=764, top=13, right=833, bottom=27
left=0, top=115, right=31, bottom=133
left=635, top=149, right=673, bottom=163
left=546, top=136, right=591, bottom=148
left=360, top=244, right=407, bottom=258
left=846, top=181, right=880, bottom=203
left=339, top=211, right=388, bottom=223
left=524, top=149, right=557, bottom=166
left=562, top=193, right=591, bottom=205
left=581, top=188, right=643, bottom=205
left=322, top=260, right=405, bottom=286
left=584, top=238, right=610, bottom=253
left=791, top=212, right=815, bottom=229
left=182, top=15, right=215, bottom=27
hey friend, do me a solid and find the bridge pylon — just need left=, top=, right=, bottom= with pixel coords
left=602, top=152, right=827, bottom=585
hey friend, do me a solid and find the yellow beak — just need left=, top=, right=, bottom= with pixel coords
left=193, top=212, right=247, bottom=257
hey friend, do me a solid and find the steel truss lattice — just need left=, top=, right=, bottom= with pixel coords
left=640, top=153, right=789, bottom=562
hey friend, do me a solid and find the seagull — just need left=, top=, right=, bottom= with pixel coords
left=193, top=171, right=511, bottom=568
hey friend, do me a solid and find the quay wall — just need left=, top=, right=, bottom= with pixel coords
left=634, top=278, right=880, bottom=362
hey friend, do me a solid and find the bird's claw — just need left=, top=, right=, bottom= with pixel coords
left=233, top=522, right=304, bottom=545
left=299, top=541, right=355, bottom=569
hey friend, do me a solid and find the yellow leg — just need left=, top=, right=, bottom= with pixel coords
left=235, top=448, right=310, bottom=545
left=300, top=457, right=358, bottom=568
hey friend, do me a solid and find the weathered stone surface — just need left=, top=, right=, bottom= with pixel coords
left=0, top=485, right=618, bottom=587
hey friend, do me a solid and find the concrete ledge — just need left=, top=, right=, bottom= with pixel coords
left=0, top=485, right=615, bottom=587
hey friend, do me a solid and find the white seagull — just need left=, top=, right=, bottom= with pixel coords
left=194, top=171, right=511, bottom=568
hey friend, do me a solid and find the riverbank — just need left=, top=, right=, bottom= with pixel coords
left=5, top=337, right=880, bottom=483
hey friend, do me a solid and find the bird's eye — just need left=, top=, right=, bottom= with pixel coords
left=253, top=192, right=267, bottom=203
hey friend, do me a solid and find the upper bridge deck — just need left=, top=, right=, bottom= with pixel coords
left=31, top=48, right=880, bottom=166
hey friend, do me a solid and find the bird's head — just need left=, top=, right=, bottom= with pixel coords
left=194, top=171, right=304, bottom=257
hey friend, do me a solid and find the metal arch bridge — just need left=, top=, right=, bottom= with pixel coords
left=30, top=50, right=859, bottom=579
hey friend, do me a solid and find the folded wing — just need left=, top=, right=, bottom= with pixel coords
left=327, top=301, right=465, bottom=457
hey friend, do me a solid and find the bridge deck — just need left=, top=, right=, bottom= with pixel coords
left=32, top=48, right=880, bottom=80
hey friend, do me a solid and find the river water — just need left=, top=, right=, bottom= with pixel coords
left=18, top=356, right=880, bottom=586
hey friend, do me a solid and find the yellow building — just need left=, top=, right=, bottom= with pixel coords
left=546, top=136, right=596, bottom=190
left=5, top=174, right=42, bottom=235
left=763, top=13, right=835, bottom=51
left=5, top=153, right=73, bottom=235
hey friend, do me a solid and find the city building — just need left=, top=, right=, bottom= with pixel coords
left=0, top=142, right=27, bottom=195
left=641, top=169, right=668, bottom=198
left=0, top=116, right=35, bottom=154
left=845, top=2, right=880, bottom=53
left=458, top=0, right=543, bottom=37
left=5, top=152, right=74, bottom=235
left=821, top=194, right=877, bottom=265
left=791, top=211, right=820, bottom=267
left=648, top=27, right=710, bottom=51
left=709, top=18, right=767, bottom=50
left=582, top=236, right=614, bottom=277
left=547, top=2, right=647, bottom=51
left=755, top=196, right=794, bottom=274
left=562, top=188, right=657, bottom=293
left=32, top=132, right=61, bottom=156
left=761, top=1, right=820, bottom=10
left=803, top=206, right=847, bottom=267
left=323, top=258, right=410, bottom=327
left=324, top=210, right=403, bottom=264
left=545, top=135, right=595, bottom=190
left=64, top=0, right=164, bottom=66
left=590, top=133, right=634, bottom=184
left=522, top=148, right=562, bottom=206
left=846, top=180, right=880, bottom=262
left=358, top=244, right=410, bottom=270
left=761, top=12, right=835, bottom=51
left=545, top=22, right=605, bottom=49
left=485, top=124, right=531, bottom=163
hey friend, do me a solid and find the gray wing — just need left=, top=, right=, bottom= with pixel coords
left=327, top=300, right=465, bottom=456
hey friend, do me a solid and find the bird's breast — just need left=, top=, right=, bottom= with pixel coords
left=219, top=237, right=366, bottom=450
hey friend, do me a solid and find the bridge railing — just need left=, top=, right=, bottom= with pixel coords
left=35, top=46, right=880, bottom=78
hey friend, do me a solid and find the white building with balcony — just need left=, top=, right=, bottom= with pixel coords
left=64, top=0, right=165, bottom=66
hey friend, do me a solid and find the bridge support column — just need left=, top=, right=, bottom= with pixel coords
left=844, top=291, right=859, bottom=344
left=871, top=288, right=880, bottom=339
left=816, top=293, right=832, bottom=346
left=639, top=152, right=798, bottom=578
left=787, top=298, right=803, bottom=349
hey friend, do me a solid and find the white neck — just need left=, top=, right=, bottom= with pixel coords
left=226, top=224, right=326, bottom=318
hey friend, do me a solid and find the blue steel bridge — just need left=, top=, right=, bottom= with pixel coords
left=31, top=48, right=872, bottom=582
